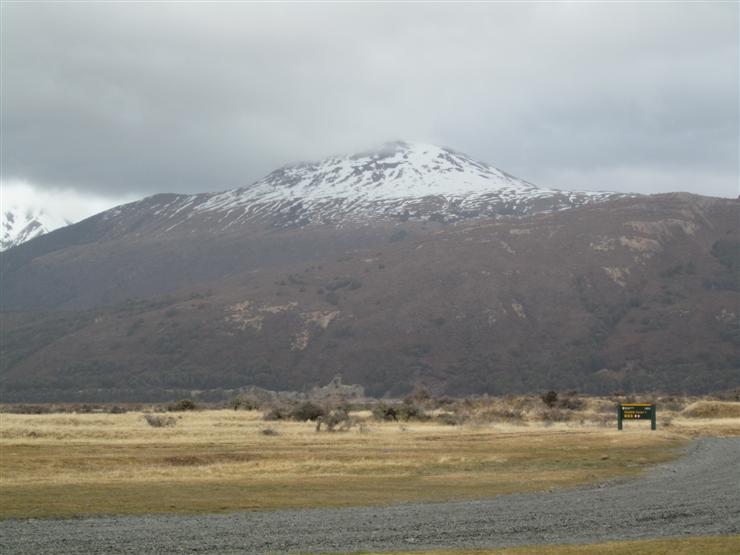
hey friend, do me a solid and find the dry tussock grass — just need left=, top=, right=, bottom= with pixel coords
left=682, top=400, right=740, bottom=419
left=1, top=398, right=738, bottom=518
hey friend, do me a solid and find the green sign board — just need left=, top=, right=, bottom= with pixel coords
left=618, top=403, right=656, bottom=430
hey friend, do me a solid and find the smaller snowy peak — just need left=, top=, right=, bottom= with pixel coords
left=1, top=206, right=72, bottom=251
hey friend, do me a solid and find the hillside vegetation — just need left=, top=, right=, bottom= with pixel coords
left=1, top=194, right=738, bottom=401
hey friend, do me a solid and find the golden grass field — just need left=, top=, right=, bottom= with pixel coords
left=2, top=399, right=739, bottom=520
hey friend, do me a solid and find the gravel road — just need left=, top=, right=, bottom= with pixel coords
left=1, top=437, right=738, bottom=554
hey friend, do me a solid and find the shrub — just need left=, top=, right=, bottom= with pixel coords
left=263, top=405, right=290, bottom=421
left=143, top=414, right=177, bottom=427
left=434, top=396, right=457, bottom=407
left=541, top=391, right=558, bottom=407
left=436, top=412, right=467, bottom=426
left=8, top=405, right=51, bottom=414
left=372, top=403, right=398, bottom=421
left=318, top=408, right=352, bottom=432
left=397, top=402, right=428, bottom=421
left=539, top=391, right=584, bottom=411
left=167, top=399, right=197, bottom=412
left=557, top=395, right=585, bottom=411
left=289, top=401, right=326, bottom=422
left=228, top=394, right=264, bottom=411
left=477, top=406, right=525, bottom=423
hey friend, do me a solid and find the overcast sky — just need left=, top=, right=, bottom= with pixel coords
left=2, top=2, right=738, bottom=221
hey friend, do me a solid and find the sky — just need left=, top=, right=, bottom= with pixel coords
left=1, top=2, right=738, bottom=223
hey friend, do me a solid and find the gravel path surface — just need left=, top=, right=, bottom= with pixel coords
left=1, top=437, right=738, bottom=554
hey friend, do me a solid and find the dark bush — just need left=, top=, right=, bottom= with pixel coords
left=229, top=393, right=264, bottom=411
left=289, top=401, right=326, bottom=422
left=7, top=405, right=51, bottom=414
left=168, top=399, right=197, bottom=412
left=541, top=390, right=558, bottom=407
left=372, top=403, right=398, bottom=421
left=397, top=401, right=429, bottom=421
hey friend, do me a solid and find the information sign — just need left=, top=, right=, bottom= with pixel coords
left=618, top=403, right=656, bottom=430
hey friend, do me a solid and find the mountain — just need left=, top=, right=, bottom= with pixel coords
left=1, top=143, right=738, bottom=401
left=1, top=205, right=71, bottom=251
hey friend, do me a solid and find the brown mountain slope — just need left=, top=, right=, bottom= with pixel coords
left=1, top=193, right=738, bottom=401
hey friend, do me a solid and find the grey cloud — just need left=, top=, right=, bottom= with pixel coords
left=2, top=2, right=738, bottom=198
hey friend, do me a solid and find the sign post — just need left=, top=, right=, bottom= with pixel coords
left=618, top=403, right=656, bottom=430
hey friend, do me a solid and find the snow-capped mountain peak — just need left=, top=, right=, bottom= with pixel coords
left=184, top=141, right=625, bottom=226
left=247, top=141, right=540, bottom=200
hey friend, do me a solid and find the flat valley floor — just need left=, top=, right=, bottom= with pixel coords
left=1, top=407, right=739, bottom=554
left=0, top=437, right=738, bottom=553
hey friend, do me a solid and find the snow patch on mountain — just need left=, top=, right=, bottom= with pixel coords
left=1, top=206, right=72, bottom=251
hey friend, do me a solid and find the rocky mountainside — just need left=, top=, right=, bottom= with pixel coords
left=0, top=144, right=737, bottom=401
